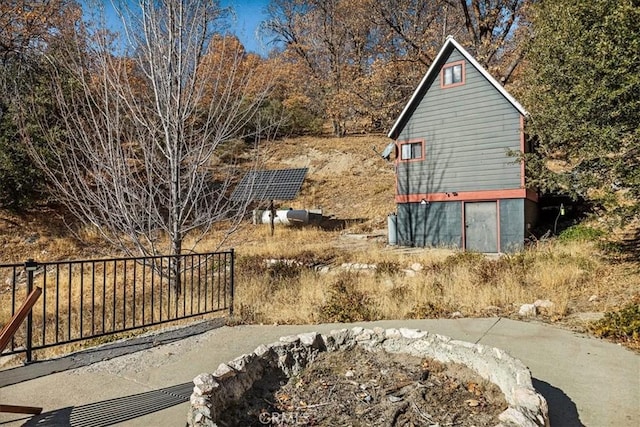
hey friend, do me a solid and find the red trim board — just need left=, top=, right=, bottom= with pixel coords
left=520, top=115, right=526, bottom=188
left=396, top=188, right=538, bottom=203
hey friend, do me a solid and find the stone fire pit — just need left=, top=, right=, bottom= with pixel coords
left=187, top=327, right=549, bottom=427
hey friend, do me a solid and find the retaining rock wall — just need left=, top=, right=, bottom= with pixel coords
left=187, top=327, right=549, bottom=427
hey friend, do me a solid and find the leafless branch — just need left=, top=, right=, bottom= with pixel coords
left=19, top=0, right=278, bottom=292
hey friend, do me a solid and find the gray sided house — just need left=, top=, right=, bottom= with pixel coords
left=388, top=37, right=537, bottom=253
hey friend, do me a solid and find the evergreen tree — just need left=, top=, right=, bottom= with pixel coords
left=522, top=0, right=640, bottom=217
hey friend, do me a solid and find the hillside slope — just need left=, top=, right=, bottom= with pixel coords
left=0, top=134, right=396, bottom=262
left=261, top=134, right=396, bottom=230
left=0, top=135, right=638, bottom=351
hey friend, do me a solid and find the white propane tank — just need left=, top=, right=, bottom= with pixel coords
left=260, top=209, right=309, bottom=225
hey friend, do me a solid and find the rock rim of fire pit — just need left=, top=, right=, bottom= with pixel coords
left=187, top=327, right=549, bottom=427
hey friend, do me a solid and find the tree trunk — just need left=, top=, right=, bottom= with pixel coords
left=332, top=119, right=346, bottom=137
left=170, top=159, right=182, bottom=296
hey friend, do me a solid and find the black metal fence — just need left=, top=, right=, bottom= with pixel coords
left=0, top=250, right=234, bottom=362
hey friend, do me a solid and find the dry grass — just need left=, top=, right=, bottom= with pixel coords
left=1, top=134, right=639, bottom=358
left=0, top=238, right=231, bottom=365
left=227, top=226, right=635, bottom=328
left=260, top=134, right=396, bottom=230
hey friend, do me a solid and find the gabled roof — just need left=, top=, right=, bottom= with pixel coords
left=388, top=36, right=527, bottom=140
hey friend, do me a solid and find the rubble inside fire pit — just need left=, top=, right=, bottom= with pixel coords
left=187, top=327, right=549, bottom=427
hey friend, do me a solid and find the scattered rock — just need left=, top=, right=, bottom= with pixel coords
left=518, top=304, right=537, bottom=317
left=193, top=373, right=218, bottom=395
left=410, top=262, right=423, bottom=272
left=402, top=269, right=417, bottom=277
left=533, top=299, right=554, bottom=314
left=588, top=295, right=598, bottom=302
left=213, top=363, right=236, bottom=380
left=24, top=234, right=39, bottom=244
left=341, top=262, right=377, bottom=272
left=534, top=299, right=554, bottom=310
left=399, top=328, right=428, bottom=339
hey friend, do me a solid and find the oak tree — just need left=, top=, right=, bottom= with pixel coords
left=521, top=0, right=640, bottom=217
left=0, top=0, right=80, bottom=208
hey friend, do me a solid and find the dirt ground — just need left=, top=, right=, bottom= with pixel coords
left=219, top=346, right=507, bottom=426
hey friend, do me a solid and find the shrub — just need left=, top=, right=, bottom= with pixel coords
left=216, top=138, right=251, bottom=163
left=407, top=301, right=452, bottom=319
left=236, top=255, right=268, bottom=277
left=267, top=260, right=302, bottom=282
left=226, top=303, right=261, bottom=326
left=236, top=256, right=302, bottom=285
left=376, top=260, right=400, bottom=276
left=590, top=296, right=640, bottom=347
left=292, top=250, right=335, bottom=267
left=387, top=284, right=408, bottom=301
left=473, top=258, right=508, bottom=284
left=319, top=274, right=376, bottom=323
left=597, top=240, right=626, bottom=257
left=441, top=251, right=484, bottom=269
left=558, top=224, right=605, bottom=242
left=0, top=104, right=46, bottom=209
left=439, top=252, right=527, bottom=286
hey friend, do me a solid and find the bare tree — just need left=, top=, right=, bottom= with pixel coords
left=263, top=0, right=354, bottom=136
left=20, top=0, right=276, bottom=293
left=369, top=0, right=459, bottom=67
left=458, top=0, right=529, bottom=83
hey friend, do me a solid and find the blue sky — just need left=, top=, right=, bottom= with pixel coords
left=223, top=0, right=271, bottom=55
left=83, top=0, right=272, bottom=55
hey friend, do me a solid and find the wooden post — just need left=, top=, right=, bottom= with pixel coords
left=25, top=259, right=37, bottom=362
left=0, top=287, right=42, bottom=354
left=269, top=200, right=276, bottom=236
left=0, top=404, right=43, bottom=415
left=0, top=286, right=43, bottom=416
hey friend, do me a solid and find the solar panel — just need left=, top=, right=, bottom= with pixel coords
left=231, top=168, right=308, bottom=201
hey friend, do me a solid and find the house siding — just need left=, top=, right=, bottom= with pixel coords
left=396, top=199, right=528, bottom=253
left=396, top=49, right=523, bottom=196
left=499, top=199, right=525, bottom=252
left=397, top=202, right=462, bottom=248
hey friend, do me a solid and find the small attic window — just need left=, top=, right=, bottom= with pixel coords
left=441, top=60, right=465, bottom=88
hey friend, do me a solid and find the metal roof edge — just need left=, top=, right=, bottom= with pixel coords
left=387, top=37, right=527, bottom=140
left=387, top=41, right=451, bottom=139
left=447, top=38, right=528, bottom=116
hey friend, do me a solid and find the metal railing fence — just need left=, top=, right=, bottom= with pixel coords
left=0, top=250, right=234, bottom=362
